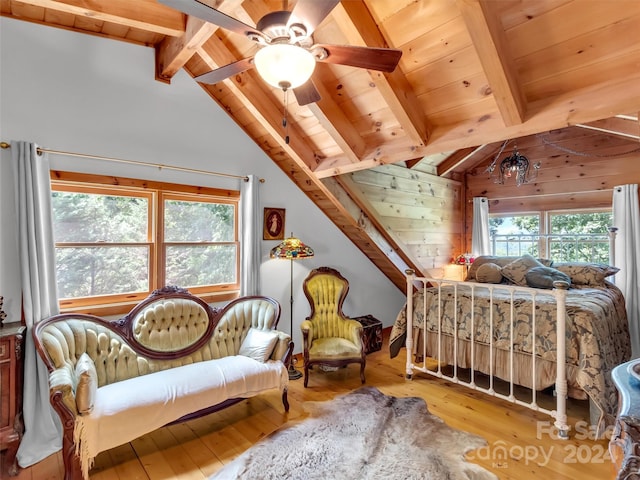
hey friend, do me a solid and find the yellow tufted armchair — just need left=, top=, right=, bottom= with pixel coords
left=300, top=266, right=366, bottom=387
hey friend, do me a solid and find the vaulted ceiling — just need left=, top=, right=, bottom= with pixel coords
left=3, top=0, right=640, bottom=290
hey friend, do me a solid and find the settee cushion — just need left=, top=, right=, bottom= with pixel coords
left=75, top=353, right=97, bottom=415
left=75, top=355, right=288, bottom=479
left=239, top=328, right=279, bottom=362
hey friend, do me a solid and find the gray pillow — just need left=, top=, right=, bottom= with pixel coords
left=475, top=263, right=503, bottom=283
left=501, top=254, right=545, bottom=286
left=525, top=266, right=571, bottom=289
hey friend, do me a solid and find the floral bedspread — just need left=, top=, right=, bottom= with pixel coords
left=389, top=282, right=631, bottom=429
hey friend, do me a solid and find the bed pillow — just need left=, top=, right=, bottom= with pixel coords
left=466, top=255, right=551, bottom=281
left=553, top=263, right=619, bottom=286
left=239, top=328, right=279, bottom=362
left=75, top=353, right=97, bottom=415
left=525, top=266, right=571, bottom=289
left=500, top=254, right=545, bottom=286
left=475, top=263, right=503, bottom=283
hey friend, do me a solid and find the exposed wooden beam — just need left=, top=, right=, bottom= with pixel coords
left=314, top=136, right=432, bottom=178
left=333, top=1, right=429, bottom=147
left=155, top=16, right=218, bottom=83
left=575, top=116, right=640, bottom=142
left=421, top=71, right=640, bottom=156
left=317, top=69, right=640, bottom=175
left=405, top=157, right=427, bottom=169
left=155, top=0, right=252, bottom=83
left=437, top=146, right=483, bottom=177
left=456, top=0, right=527, bottom=126
left=306, top=76, right=366, bottom=165
left=23, top=0, right=185, bottom=36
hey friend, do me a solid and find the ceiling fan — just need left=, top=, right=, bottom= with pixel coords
left=159, top=0, right=403, bottom=105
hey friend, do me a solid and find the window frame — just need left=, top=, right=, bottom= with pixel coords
left=51, top=171, right=240, bottom=315
left=488, top=207, right=613, bottom=260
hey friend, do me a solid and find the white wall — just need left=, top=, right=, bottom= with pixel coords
left=0, top=18, right=405, bottom=351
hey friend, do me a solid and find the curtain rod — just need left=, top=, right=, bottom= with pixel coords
left=0, top=141, right=262, bottom=182
left=470, top=188, right=613, bottom=203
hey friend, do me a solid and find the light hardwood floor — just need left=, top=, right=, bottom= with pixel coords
left=3, top=331, right=618, bottom=480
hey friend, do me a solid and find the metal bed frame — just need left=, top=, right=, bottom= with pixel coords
left=404, top=228, right=618, bottom=439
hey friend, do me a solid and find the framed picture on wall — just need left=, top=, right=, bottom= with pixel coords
left=263, top=208, right=285, bottom=240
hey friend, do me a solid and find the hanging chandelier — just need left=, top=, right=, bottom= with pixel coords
left=486, top=141, right=541, bottom=187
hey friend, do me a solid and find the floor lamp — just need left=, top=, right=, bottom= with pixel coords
left=270, top=233, right=314, bottom=380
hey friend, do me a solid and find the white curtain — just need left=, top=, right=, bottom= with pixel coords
left=471, top=197, right=491, bottom=257
left=613, top=184, right=640, bottom=358
left=240, top=175, right=261, bottom=296
left=12, top=142, right=62, bottom=467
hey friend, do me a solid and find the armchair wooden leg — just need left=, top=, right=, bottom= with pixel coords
left=304, top=364, right=309, bottom=388
left=360, top=362, right=366, bottom=384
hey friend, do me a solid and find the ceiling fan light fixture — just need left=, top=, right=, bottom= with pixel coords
left=254, top=43, right=316, bottom=90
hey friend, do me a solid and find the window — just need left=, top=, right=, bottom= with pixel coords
left=162, top=194, right=237, bottom=289
left=489, top=209, right=612, bottom=262
left=489, top=214, right=540, bottom=257
left=51, top=172, right=240, bottom=314
left=547, top=211, right=612, bottom=263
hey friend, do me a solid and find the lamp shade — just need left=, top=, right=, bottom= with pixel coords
left=254, top=44, right=316, bottom=90
left=270, top=234, right=314, bottom=260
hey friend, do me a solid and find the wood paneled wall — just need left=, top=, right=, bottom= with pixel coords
left=463, top=127, right=640, bottom=250
left=349, top=164, right=463, bottom=276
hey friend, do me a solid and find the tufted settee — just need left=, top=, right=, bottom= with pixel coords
left=33, top=287, right=293, bottom=480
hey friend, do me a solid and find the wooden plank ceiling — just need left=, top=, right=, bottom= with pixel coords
left=3, top=0, right=640, bottom=290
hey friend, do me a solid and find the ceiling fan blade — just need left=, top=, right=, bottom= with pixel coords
left=315, top=44, right=402, bottom=73
left=293, top=81, right=321, bottom=106
left=158, top=0, right=260, bottom=37
left=194, top=57, right=254, bottom=84
left=287, top=0, right=340, bottom=36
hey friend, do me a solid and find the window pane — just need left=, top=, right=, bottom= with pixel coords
left=164, top=200, right=235, bottom=242
left=165, top=245, right=237, bottom=287
left=549, top=212, right=612, bottom=234
left=52, top=191, right=148, bottom=242
left=56, top=246, right=149, bottom=298
left=549, top=211, right=612, bottom=263
left=489, top=215, right=540, bottom=256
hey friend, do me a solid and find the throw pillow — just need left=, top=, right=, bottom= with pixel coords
left=466, top=255, right=552, bottom=281
left=475, top=263, right=503, bottom=283
left=501, top=254, right=545, bottom=286
left=553, top=263, right=620, bottom=286
left=239, top=328, right=280, bottom=363
left=525, top=266, right=571, bottom=289
left=75, top=353, right=97, bottom=415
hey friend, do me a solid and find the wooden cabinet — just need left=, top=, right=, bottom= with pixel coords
left=610, top=359, right=640, bottom=479
left=0, top=324, right=26, bottom=476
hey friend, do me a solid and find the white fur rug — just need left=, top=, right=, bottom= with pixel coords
left=210, top=387, right=497, bottom=480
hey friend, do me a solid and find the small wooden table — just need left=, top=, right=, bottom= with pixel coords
left=610, top=359, right=640, bottom=479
